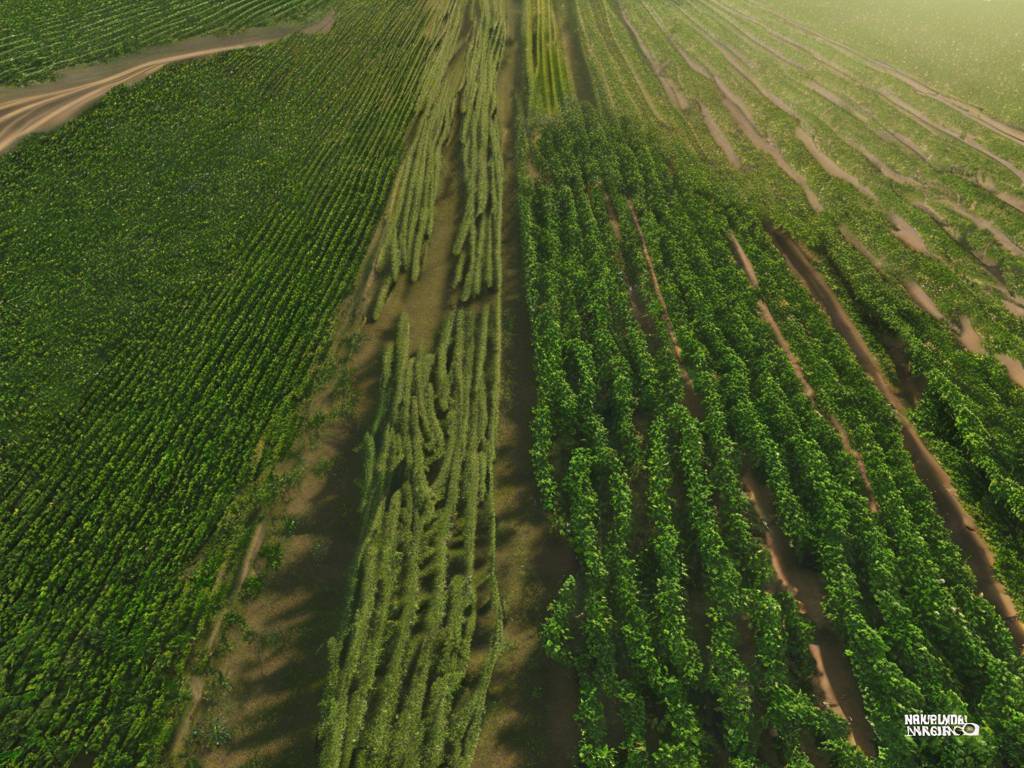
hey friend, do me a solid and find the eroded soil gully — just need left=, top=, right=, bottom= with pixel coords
left=771, top=229, right=1024, bottom=651
left=0, top=12, right=335, bottom=155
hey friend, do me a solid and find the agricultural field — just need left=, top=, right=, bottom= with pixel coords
left=1, top=0, right=1023, bottom=767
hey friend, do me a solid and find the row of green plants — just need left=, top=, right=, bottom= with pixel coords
left=0, top=0, right=327, bottom=85
left=318, top=310, right=503, bottom=768
left=524, top=108, right=1024, bottom=765
left=654, top=0, right=1024, bottom=607
left=523, top=0, right=571, bottom=115
left=521, top=109, right=881, bottom=767
left=0, top=2, right=434, bottom=764
left=570, top=0, right=1024, bottom=626
left=318, top=1, right=509, bottom=764
left=373, top=0, right=507, bottom=315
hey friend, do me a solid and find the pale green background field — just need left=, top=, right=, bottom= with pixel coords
left=763, top=0, right=1024, bottom=125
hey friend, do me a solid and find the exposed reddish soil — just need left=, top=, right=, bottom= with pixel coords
left=889, top=214, right=927, bottom=253
left=1003, top=299, right=1024, bottom=319
left=904, top=281, right=944, bottom=321
left=771, top=230, right=1024, bottom=651
left=958, top=317, right=985, bottom=355
left=996, top=354, right=1024, bottom=388
left=697, top=103, right=740, bottom=168
left=0, top=14, right=333, bottom=155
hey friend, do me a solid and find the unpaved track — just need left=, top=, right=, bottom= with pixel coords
left=471, top=4, right=578, bottom=766
left=0, top=13, right=334, bottom=155
left=771, top=230, right=1024, bottom=651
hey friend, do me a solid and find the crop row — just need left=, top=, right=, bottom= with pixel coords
left=318, top=310, right=503, bottom=768
left=562, top=0, right=1024, bottom=635
left=373, top=0, right=506, bottom=316
left=522, top=108, right=1024, bottom=765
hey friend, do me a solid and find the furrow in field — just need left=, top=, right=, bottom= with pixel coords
left=620, top=11, right=689, bottom=112
left=771, top=230, right=1024, bottom=650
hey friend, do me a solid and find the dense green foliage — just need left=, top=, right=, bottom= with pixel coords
left=0, top=0, right=328, bottom=85
left=0, top=2, right=431, bottom=764
left=522, top=108, right=1024, bottom=766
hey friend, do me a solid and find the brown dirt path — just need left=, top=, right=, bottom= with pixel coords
left=771, top=230, right=1024, bottom=651
left=0, top=12, right=334, bottom=155
left=470, top=3, right=579, bottom=767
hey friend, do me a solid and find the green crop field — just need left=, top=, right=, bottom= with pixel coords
left=1, top=0, right=1023, bottom=766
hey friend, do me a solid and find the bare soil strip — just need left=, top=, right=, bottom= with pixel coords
left=771, top=230, right=1024, bottom=651
left=720, top=93, right=823, bottom=212
left=904, top=281, right=944, bottom=321
left=940, top=198, right=1024, bottom=259
left=627, top=200, right=686, bottom=364
left=0, top=14, right=333, bottom=155
left=958, top=317, right=986, bottom=355
left=471, top=1, right=579, bottom=763
left=743, top=470, right=874, bottom=755
left=701, top=104, right=741, bottom=168
left=889, top=214, right=927, bottom=254
left=877, top=89, right=1024, bottom=187
left=731, top=234, right=880, bottom=512
left=795, top=126, right=877, bottom=202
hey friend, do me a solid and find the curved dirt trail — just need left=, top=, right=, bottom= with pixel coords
left=0, top=13, right=334, bottom=155
left=771, top=230, right=1024, bottom=651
